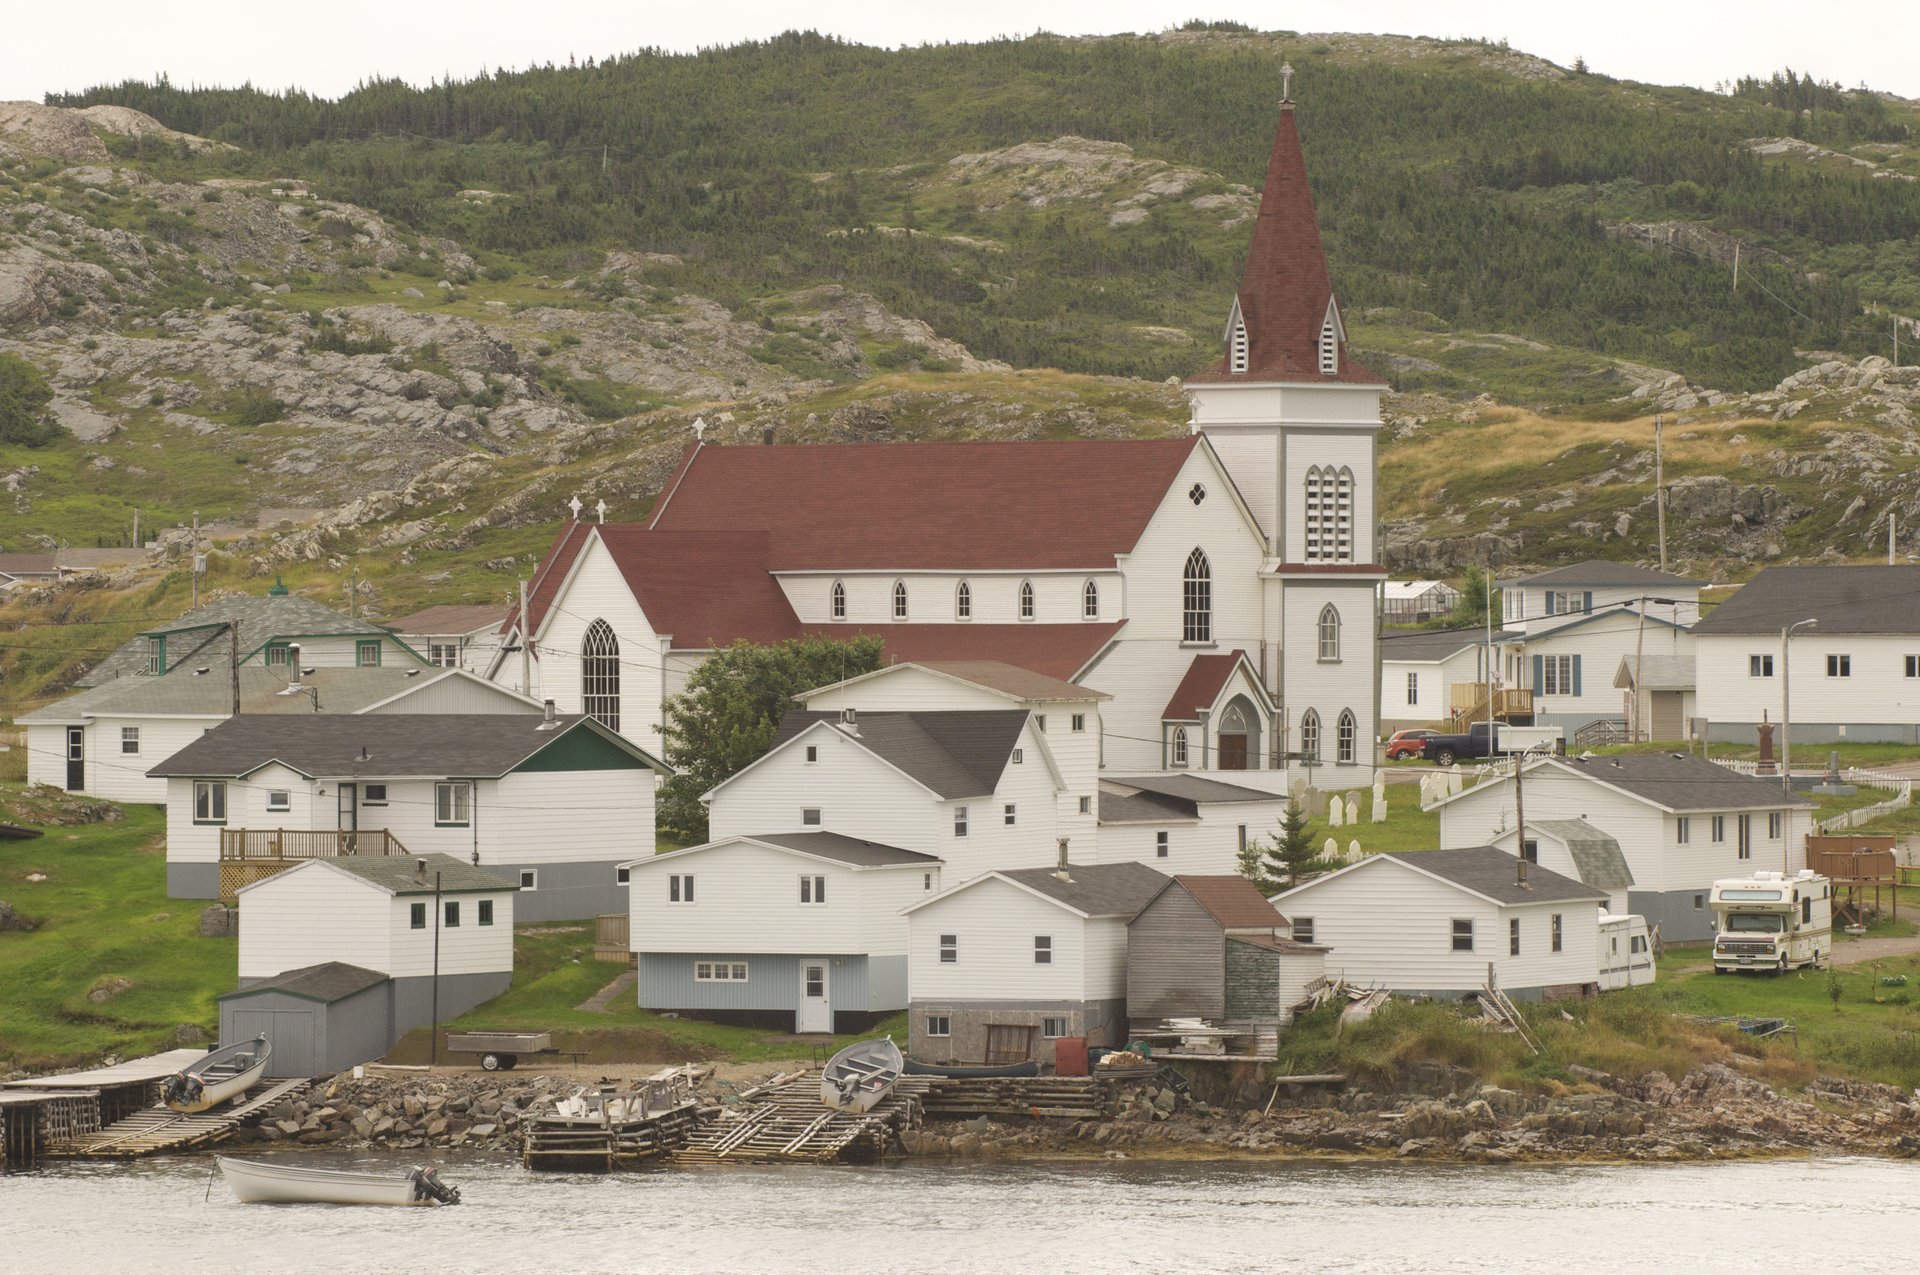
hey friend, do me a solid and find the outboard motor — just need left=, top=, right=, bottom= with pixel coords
left=410, top=1167, right=461, bottom=1205
left=161, top=1070, right=202, bottom=1108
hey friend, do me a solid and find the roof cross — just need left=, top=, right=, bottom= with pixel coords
left=1280, top=61, right=1295, bottom=103
left=594, top=499, right=608, bottom=524
left=566, top=494, right=584, bottom=520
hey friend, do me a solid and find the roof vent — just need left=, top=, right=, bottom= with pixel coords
left=287, top=644, right=303, bottom=686
left=1053, top=838, right=1074, bottom=884
left=537, top=698, right=561, bottom=730
left=839, top=707, right=858, bottom=736
left=413, top=858, right=428, bottom=884
left=359, top=746, right=370, bottom=762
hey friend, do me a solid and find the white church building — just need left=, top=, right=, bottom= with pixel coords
left=496, top=89, right=1385, bottom=794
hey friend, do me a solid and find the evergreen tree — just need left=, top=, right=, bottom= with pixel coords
left=1239, top=799, right=1335, bottom=893
left=0, top=354, right=58, bottom=448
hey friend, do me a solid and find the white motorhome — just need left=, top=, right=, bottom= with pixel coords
left=1709, top=871, right=1831, bottom=974
left=1597, top=913, right=1655, bottom=990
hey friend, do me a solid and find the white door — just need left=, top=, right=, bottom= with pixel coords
left=796, top=960, right=831, bottom=1033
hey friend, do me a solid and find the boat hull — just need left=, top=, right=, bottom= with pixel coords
left=902, top=1059, right=1040, bottom=1079
left=166, top=1057, right=268, bottom=1113
left=218, top=1158, right=439, bottom=1206
left=820, top=1037, right=903, bottom=1112
left=164, top=1036, right=272, bottom=1113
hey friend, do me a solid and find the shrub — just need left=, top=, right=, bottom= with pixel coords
left=0, top=352, right=59, bottom=446
left=231, top=387, right=286, bottom=426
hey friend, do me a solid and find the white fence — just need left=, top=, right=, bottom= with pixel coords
left=1708, top=759, right=1915, bottom=834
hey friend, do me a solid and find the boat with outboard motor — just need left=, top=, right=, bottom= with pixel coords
left=218, top=1157, right=461, bottom=1206
left=162, top=1036, right=270, bottom=1113
left=820, top=1036, right=903, bottom=1112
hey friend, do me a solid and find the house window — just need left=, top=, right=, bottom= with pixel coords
left=1071, top=713, right=1086, bottom=732
left=1552, top=914, right=1563, bottom=953
left=430, top=642, right=460, bottom=667
left=1451, top=919, right=1474, bottom=952
left=1337, top=710, right=1357, bottom=764
left=1004, top=804, right=1017, bottom=826
left=1737, top=814, right=1752, bottom=860
left=266, top=789, right=291, bottom=813
left=1546, top=591, right=1579, bottom=616
left=800, top=875, right=826, bottom=904
left=956, top=580, right=971, bottom=620
left=363, top=784, right=388, bottom=806
left=1750, top=654, right=1774, bottom=678
left=954, top=806, right=968, bottom=837
left=1509, top=918, right=1520, bottom=956
left=1011, top=748, right=1024, bottom=765
left=1300, top=710, right=1321, bottom=764
left=1908, top=656, right=1920, bottom=679
left=939, top=934, right=957, bottom=964
left=479, top=900, right=494, bottom=926
left=192, top=780, right=227, bottom=825
left=435, top=781, right=471, bottom=827
left=1541, top=655, right=1575, bottom=696
left=1078, top=796, right=1091, bottom=815
left=1676, top=816, right=1690, bottom=844
left=582, top=618, right=621, bottom=733
left=1042, top=1016, right=1069, bottom=1038
left=1238, top=825, right=1248, bottom=853
left=616, top=866, right=630, bottom=885
left=802, top=807, right=822, bottom=826
left=805, top=745, right=818, bottom=764
left=1828, top=654, right=1851, bottom=678
left=520, top=869, right=538, bottom=891
left=1019, top=580, right=1035, bottom=620
left=356, top=640, right=381, bottom=667
left=1182, top=548, right=1212, bottom=643
left=1156, top=831, right=1169, bottom=858
left=444, top=901, right=460, bottom=928
left=1318, top=605, right=1341, bottom=661
left=1693, top=894, right=1704, bottom=911
left=695, top=962, right=749, bottom=982
left=831, top=580, right=847, bottom=620
left=145, top=635, right=165, bottom=675
left=1171, top=727, right=1189, bottom=768
left=1406, top=672, right=1419, bottom=706
left=1034, top=936, right=1052, bottom=965
left=1768, top=812, right=1782, bottom=838
left=266, top=643, right=289, bottom=666
left=121, top=727, right=140, bottom=754
left=1083, top=580, right=1099, bottom=619
left=410, top=902, right=426, bottom=929
left=1035, top=714, right=1047, bottom=732
left=923, top=873, right=933, bottom=891
left=1711, top=815, right=1725, bottom=844
left=892, top=580, right=909, bottom=620
left=1292, top=917, right=1315, bottom=945
left=669, top=874, right=694, bottom=904
left=1521, top=840, right=1538, bottom=863
left=926, top=1015, right=951, bottom=1037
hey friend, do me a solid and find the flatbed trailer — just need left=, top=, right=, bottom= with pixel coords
left=444, top=1031, right=583, bottom=1071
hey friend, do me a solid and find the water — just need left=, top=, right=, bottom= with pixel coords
left=5, top=1153, right=1918, bottom=1274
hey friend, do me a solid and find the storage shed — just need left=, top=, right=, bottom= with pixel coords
left=217, top=962, right=396, bottom=1078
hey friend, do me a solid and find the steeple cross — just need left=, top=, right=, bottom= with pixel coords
left=567, top=494, right=584, bottom=520
left=1280, top=62, right=1295, bottom=103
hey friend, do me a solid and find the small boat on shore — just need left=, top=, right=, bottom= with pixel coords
left=218, top=1157, right=461, bottom=1206
left=821, top=1036, right=902, bottom=1112
left=161, top=1036, right=270, bottom=1113
left=902, top=1058, right=1040, bottom=1079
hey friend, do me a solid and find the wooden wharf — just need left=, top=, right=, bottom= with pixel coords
left=523, top=1065, right=712, bottom=1171
left=919, top=1074, right=1115, bottom=1121
left=0, top=1089, right=101, bottom=1168
left=671, top=1071, right=931, bottom=1166
left=44, top=1077, right=310, bottom=1160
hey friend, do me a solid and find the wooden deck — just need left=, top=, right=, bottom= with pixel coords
left=44, top=1077, right=310, bottom=1160
left=672, top=1072, right=931, bottom=1166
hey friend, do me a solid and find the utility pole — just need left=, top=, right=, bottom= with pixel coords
left=131, top=507, right=139, bottom=552
left=1731, top=242, right=1741, bottom=295
left=1654, top=415, right=1667, bottom=572
left=518, top=577, right=532, bottom=696
left=430, top=870, right=443, bottom=1068
left=1513, top=744, right=1531, bottom=888
left=229, top=622, right=241, bottom=717
left=1633, top=595, right=1648, bottom=742
left=347, top=559, right=358, bottom=621
left=190, top=511, right=200, bottom=609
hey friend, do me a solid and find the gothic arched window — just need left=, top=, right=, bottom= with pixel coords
left=1337, top=709, right=1357, bottom=764
left=582, top=619, right=620, bottom=734
left=830, top=580, right=846, bottom=620
left=956, top=580, right=972, bottom=620
left=1299, top=709, right=1321, bottom=765
left=1083, top=579, right=1099, bottom=619
left=1171, top=726, right=1189, bottom=768
left=892, top=580, right=909, bottom=620
left=1182, top=549, right=1211, bottom=643
left=1019, top=580, right=1035, bottom=621
left=1318, top=604, right=1341, bottom=661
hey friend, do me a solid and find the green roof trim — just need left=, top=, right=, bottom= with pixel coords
left=509, top=720, right=653, bottom=774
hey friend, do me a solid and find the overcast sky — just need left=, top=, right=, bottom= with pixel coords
left=5, top=1, right=1916, bottom=103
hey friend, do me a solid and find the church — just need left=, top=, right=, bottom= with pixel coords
left=496, top=86, right=1385, bottom=795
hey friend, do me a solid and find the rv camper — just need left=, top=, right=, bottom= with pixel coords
left=1709, top=871, right=1831, bottom=974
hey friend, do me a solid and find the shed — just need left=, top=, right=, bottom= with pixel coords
left=217, top=962, right=395, bottom=1078
left=1126, top=875, right=1323, bottom=1030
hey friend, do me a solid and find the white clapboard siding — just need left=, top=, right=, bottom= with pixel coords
left=531, top=535, right=667, bottom=751
left=907, top=877, right=1088, bottom=1002
left=709, top=729, right=945, bottom=851
left=783, top=572, right=1121, bottom=627
left=385, top=890, right=516, bottom=978
left=1697, top=633, right=1920, bottom=729
left=1505, top=586, right=1702, bottom=640
left=1081, top=916, right=1131, bottom=1000
left=1521, top=623, right=1694, bottom=724
left=478, top=771, right=654, bottom=866
left=630, top=841, right=872, bottom=955
left=238, top=862, right=394, bottom=979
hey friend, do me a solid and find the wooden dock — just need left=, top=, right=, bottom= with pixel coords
left=919, top=1074, right=1115, bottom=1121
left=0, top=1089, right=102, bottom=1168
left=44, top=1077, right=311, bottom=1160
left=671, top=1071, right=930, bottom=1165
left=523, top=1065, right=712, bottom=1171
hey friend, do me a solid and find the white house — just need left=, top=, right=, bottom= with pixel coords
left=1271, top=847, right=1607, bottom=1001
left=496, top=93, right=1387, bottom=793
left=235, top=853, right=517, bottom=1027
left=1693, top=564, right=1920, bottom=745
left=1499, top=561, right=1703, bottom=639
left=1485, top=817, right=1635, bottom=914
left=1382, top=580, right=1461, bottom=625
left=147, top=711, right=668, bottom=919
left=385, top=604, right=511, bottom=678
left=1095, top=773, right=1292, bottom=874
left=1431, top=752, right=1816, bottom=941
left=902, top=860, right=1169, bottom=1066
left=624, top=831, right=941, bottom=1033
left=1380, top=628, right=1505, bottom=731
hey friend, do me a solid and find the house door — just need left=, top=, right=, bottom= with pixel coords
left=337, top=783, right=358, bottom=852
left=1218, top=734, right=1248, bottom=770
left=796, top=960, right=831, bottom=1033
left=1651, top=692, right=1684, bottom=741
left=65, top=726, right=84, bottom=791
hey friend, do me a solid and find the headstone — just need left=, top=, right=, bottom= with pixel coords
left=1329, top=799, right=1344, bottom=828
left=1348, top=839, right=1362, bottom=863
left=1345, top=795, right=1360, bottom=825
left=1324, top=837, right=1339, bottom=862
left=1371, top=792, right=1387, bottom=823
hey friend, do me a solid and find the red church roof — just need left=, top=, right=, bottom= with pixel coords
left=797, top=622, right=1126, bottom=683
left=1187, top=101, right=1384, bottom=387
left=647, top=436, right=1202, bottom=570
left=1162, top=649, right=1253, bottom=721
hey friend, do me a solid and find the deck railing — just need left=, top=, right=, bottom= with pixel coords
left=218, top=829, right=410, bottom=861
left=1447, top=684, right=1534, bottom=728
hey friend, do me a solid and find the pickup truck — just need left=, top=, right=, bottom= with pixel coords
left=1421, top=722, right=1562, bottom=766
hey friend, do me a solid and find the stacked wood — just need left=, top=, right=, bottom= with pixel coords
left=672, top=1071, right=926, bottom=1165
left=918, top=1076, right=1112, bottom=1121
left=523, top=1100, right=706, bottom=1171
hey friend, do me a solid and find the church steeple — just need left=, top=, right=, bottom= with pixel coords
left=1190, top=75, right=1382, bottom=386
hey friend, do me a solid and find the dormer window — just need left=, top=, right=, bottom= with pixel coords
left=145, top=636, right=165, bottom=675
left=1229, top=314, right=1249, bottom=374
left=1319, top=318, right=1337, bottom=374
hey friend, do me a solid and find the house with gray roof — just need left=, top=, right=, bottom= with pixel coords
left=386, top=603, right=511, bottom=681
left=1271, top=847, right=1608, bottom=1001
left=903, top=860, right=1170, bottom=1065
left=1431, top=752, right=1816, bottom=941
left=1096, top=773, right=1291, bottom=875
left=1380, top=627, right=1510, bottom=731
left=147, top=712, right=669, bottom=921
left=1692, top=564, right=1920, bottom=745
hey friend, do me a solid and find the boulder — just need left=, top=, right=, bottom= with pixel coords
left=198, top=905, right=237, bottom=937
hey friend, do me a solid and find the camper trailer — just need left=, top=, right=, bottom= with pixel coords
left=1709, top=871, right=1831, bottom=974
left=1597, top=914, right=1655, bottom=990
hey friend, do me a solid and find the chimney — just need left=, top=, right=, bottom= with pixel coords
left=762, top=425, right=776, bottom=446
left=1053, top=838, right=1073, bottom=883
left=287, top=644, right=303, bottom=686
left=839, top=707, right=858, bottom=736
left=414, top=858, right=428, bottom=885
left=543, top=698, right=557, bottom=725
left=359, top=746, right=369, bottom=762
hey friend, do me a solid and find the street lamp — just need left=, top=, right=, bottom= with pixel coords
left=1781, top=618, right=1818, bottom=793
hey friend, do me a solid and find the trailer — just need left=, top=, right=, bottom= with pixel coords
left=444, top=1031, right=577, bottom=1071
left=1709, top=871, right=1831, bottom=974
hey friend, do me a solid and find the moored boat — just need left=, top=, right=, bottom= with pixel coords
left=218, top=1157, right=461, bottom=1206
left=901, top=1058, right=1040, bottom=1079
left=820, top=1036, right=903, bottom=1112
left=161, top=1035, right=270, bottom=1113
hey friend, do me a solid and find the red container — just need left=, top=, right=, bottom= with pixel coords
left=1054, top=1036, right=1089, bottom=1076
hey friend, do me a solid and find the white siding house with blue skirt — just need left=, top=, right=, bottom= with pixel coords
left=625, top=832, right=940, bottom=1033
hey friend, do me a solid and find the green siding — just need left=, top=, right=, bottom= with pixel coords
left=511, top=723, right=651, bottom=773
left=1225, top=940, right=1280, bottom=1019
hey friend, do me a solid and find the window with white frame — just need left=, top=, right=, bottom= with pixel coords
left=1182, top=549, right=1212, bottom=642
left=1035, top=714, right=1047, bottom=732
left=925, top=1014, right=951, bottom=1037
left=1019, top=580, right=1035, bottom=620
left=954, top=806, right=968, bottom=837
left=1304, top=466, right=1354, bottom=562
left=616, top=865, right=630, bottom=885
left=939, top=934, right=957, bottom=964
left=1238, top=825, right=1248, bottom=853
left=1033, top=935, right=1052, bottom=965
left=892, top=580, right=909, bottom=620
left=1004, top=803, right=1017, bottom=827
left=193, top=780, right=227, bottom=825
left=1042, top=1016, right=1069, bottom=1038
left=1156, top=831, right=1169, bottom=858
left=479, top=899, right=495, bottom=926
left=1828, top=654, right=1851, bottom=678
left=520, top=869, right=538, bottom=891
left=1711, top=815, right=1726, bottom=843
left=435, top=781, right=471, bottom=827
left=265, top=643, right=288, bottom=666
left=1676, top=816, right=1691, bottom=844
left=1551, top=913, right=1562, bottom=953
left=1078, top=796, right=1091, bottom=815
left=1750, top=654, right=1774, bottom=677
left=120, top=726, right=140, bottom=754
left=356, top=640, right=381, bottom=667
left=430, top=642, right=460, bottom=667
left=800, top=875, right=826, bottom=904
left=266, top=789, right=291, bottom=813
left=956, top=580, right=971, bottom=620
left=1737, top=814, right=1752, bottom=860
left=831, top=580, right=846, bottom=620
left=1318, top=605, right=1341, bottom=661
left=1336, top=710, right=1357, bottom=764
left=1228, top=314, right=1249, bottom=373
left=1508, top=917, right=1520, bottom=956
left=1546, top=591, right=1579, bottom=617
left=802, top=807, right=822, bottom=826
left=1540, top=654, right=1575, bottom=696
left=363, top=784, right=388, bottom=805
left=1768, top=812, right=1782, bottom=838
left=1300, top=710, right=1321, bottom=764
left=1292, top=917, right=1315, bottom=945
left=1406, top=671, right=1419, bottom=706
left=668, top=874, right=694, bottom=904
left=695, top=961, right=749, bottom=982
left=1071, top=713, right=1086, bottom=732
left=1171, top=727, right=1188, bottom=768
left=1451, top=919, right=1474, bottom=952
left=805, top=745, right=818, bottom=764
left=1083, top=579, right=1099, bottom=619
left=1908, top=655, right=1920, bottom=679
left=582, top=618, right=620, bottom=733
left=1319, top=317, right=1338, bottom=374
left=1012, top=748, right=1024, bottom=764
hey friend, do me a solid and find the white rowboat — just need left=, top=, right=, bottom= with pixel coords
left=162, top=1036, right=270, bottom=1113
left=820, top=1036, right=902, bottom=1113
left=218, top=1157, right=461, bottom=1206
